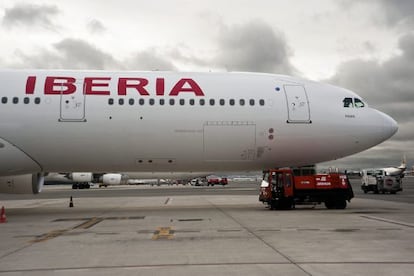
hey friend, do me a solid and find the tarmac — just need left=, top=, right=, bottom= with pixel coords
left=0, top=178, right=413, bottom=275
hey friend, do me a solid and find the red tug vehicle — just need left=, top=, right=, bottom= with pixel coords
left=259, top=168, right=354, bottom=210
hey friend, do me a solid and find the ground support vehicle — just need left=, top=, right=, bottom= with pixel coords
left=361, top=169, right=403, bottom=194
left=190, top=178, right=207, bottom=186
left=259, top=168, right=354, bottom=210
left=72, top=182, right=90, bottom=189
left=207, top=177, right=228, bottom=186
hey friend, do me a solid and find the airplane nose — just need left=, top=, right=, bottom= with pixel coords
left=381, top=111, right=398, bottom=140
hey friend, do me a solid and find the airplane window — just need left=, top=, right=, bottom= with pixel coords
left=149, top=99, right=155, bottom=105
left=259, top=99, right=265, bottom=106
left=229, top=99, right=235, bottom=106
left=240, top=99, right=245, bottom=106
left=209, top=99, right=215, bottom=106
left=13, top=97, right=18, bottom=104
left=129, top=99, right=134, bottom=105
left=249, top=99, right=255, bottom=106
left=108, top=98, right=114, bottom=105
left=139, top=99, right=145, bottom=105
left=24, top=97, right=29, bottom=104
left=180, top=99, right=185, bottom=106
left=354, top=98, right=365, bottom=108
left=169, top=99, right=175, bottom=105
left=199, top=99, right=205, bottom=106
left=220, top=99, right=225, bottom=106
left=159, top=99, right=165, bottom=105
left=118, top=98, right=124, bottom=105
left=189, top=99, right=195, bottom=105
left=34, top=97, right=41, bottom=104
left=343, top=97, right=353, bottom=108
left=1, top=97, right=7, bottom=104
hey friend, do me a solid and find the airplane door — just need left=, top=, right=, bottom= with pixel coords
left=284, top=85, right=311, bottom=123
left=59, top=82, right=86, bottom=122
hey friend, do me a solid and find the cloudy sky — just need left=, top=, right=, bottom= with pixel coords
left=0, top=0, right=413, bottom=170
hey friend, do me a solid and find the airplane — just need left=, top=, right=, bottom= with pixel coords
left=0, top=69, right=398, bottom=194
left=382, top=156, right=407, bottom=176
left=44, top=172, right=75, bottom=184
left=64, top=171, right=211, bottom=188
left=362, top=156, right=407, bottom=177
left=360, top=156, right=407, bottom=194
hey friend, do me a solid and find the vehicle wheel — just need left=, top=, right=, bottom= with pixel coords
left=363, top=190, right=367, bottom=194
left=390, top=191, right=396, bottom=194
left=270, top=200, right=280, bottom=210
left=324, top=200, right=336, bottom=209
left=85, top=183, right=90, bottom=189
left=72, top=184, right=78, bottom=189
left=335, top=200, right=347, bottom=209
left=281, top=198, right=293, bottom=210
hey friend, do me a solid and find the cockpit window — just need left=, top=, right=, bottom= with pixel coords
left=343, top=97, right=353, bottom=108
left=354, top=98, right=365, bottom=108
left=343, top=97, right=365, bottom=108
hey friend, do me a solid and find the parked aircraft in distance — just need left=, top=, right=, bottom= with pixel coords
left=0, top=70, right=398, bottom=193
left=382, top=156, right=407, bottom=176
left=65, top=172, right=210, bottom=188
left=362, top=156, right=407, bottom=177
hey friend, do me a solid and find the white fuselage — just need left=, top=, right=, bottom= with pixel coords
left=0, top=70, right=398, bottom=176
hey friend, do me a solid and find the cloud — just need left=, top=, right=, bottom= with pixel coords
left=341, top=0, right=414, bottom=28
left=376, top=0, right=414, bottom=27
left=153, top=20, right=296, bottom=74
left=214, top=20, right=296, bottom=74
left=11, top=38, right=119, bottom=69
left=5, top=18, right=295, bottom=74
left=5, top=38, right=176, bottom=71
left=125, top=48, right=177, bottom=71
left=53, top=39, right=119, bottom=69
left=2, top=3, right=59, bottom=30
left=167, top=47, right=209, bottom=68
left=329, top=33, right=414, bottom=124
left=86, top=19, right=106, bottom=34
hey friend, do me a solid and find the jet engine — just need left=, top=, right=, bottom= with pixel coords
left=0, top=173, right=44, bottom=194
left=70, top=172, right=93, bottom=182
left=102, top=173, right=123, bottom=185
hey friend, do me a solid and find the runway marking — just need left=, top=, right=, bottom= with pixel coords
left=361, top=215, right=414, bottom=228
left=30, top=229, right=69, bottom=243
left=152, top=227, right=174, bottom=240
left=2, top=261, right=414, bottom=273
left=30, top=216, right=145, bottom=243
left=333, top=228, right=360, bottom=232
left=74, top=217, right=104, bottom=229
left=104, top=216, right=145, bottom=220
left=53, top=216, right=145, bottom=222
left=177, top=218, right=203, bottom=222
